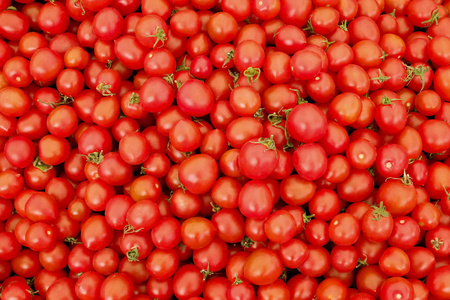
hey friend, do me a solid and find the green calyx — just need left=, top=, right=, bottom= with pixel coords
left=64, top=237, right=82, bottom=245
left=82, top=150, right=104, bottom=165
left=222, top=50, right=235, bottom=68
left=233, top=276, right=243, bottom=285
left=210, top=201, right=221, bottom=213
left=371, top=201, right=389, bottom=221
left=303, top=212, right=315, bottom=225
left=249, top=136, right=277, bottom=152
left=126, top=247, right=140, bottom=262
left=243, top=67, right=261, bottom=84
left=405, top=65, right=430, bottom=92
left=370, top=69, right=390, bottom=83
left=144, top=26, right=167, bottom=49
left=96, top=83, right=116, bottom=96
left=421, top=8, right=440, bottom=27
left=33, top=157, right=53, bottom=172
left=241, top=236, right=254, bottom=249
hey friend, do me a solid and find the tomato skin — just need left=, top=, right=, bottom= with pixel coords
left=81, top=215, right=114, bottom=251
left=0, top=87, right=32, bottom=118
left=336, top=64, right=370, bottom=96
left=177, top=79, right=215, bottom=117
left=287, top=103, right=328, bottom=143
left=238, top=138, right=278, bottom=180
left=406, top=247, right=435, bottom=278
left=426, top=265, right=450, bottom=299
left=291, top=50, right=322, bottom=80
left=379, top=247, right=411, bottom=277
left=375, top=144, right=409, bottom=178
left=298, top=245, right=331, bottom=278
left=280, top=175, right=317, bottom=206
left=337, top=168, right=374, bottom=202
left=361, top=203, right=394, bottom=242
left=0, top=10, right=30, bottom=42
left=244, top=248, right=283, bottom=286
left=377, top=180, right=417, bottom=217
left=348, top=16, right=380, bottom=45
left=329, top=213, right=361, bottom=245
left=172, top=264, right=204, bottom=300
left=316, top=278, right=347, bottom=300
left=239, top=180, right=273, bottom=219
left=100, top=273, right=134, bottom=300
left=264, top=210, right=296, bottom=244
left=425, top=162, right=450, bottom=199
left=328, top=92, right=363, bottom=126
left=379, top=277, right=413, bottom=300
left=178, top=154, right=218, bottom=195
left=0, top=232, right=21, bottom=261
left=425, top=224, right=450, bottom=258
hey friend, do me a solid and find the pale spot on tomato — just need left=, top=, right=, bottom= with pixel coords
left=386, top=161, right=393, bottom=169
left=333, top=220, right=338, bottom=225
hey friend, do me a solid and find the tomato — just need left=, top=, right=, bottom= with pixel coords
left=406, top=247, right=435, bottom=279
left=316, top=278, right=347, bottom=300
left=178, top=154, right=218, bottom=195
left=348, top=16, right=380, bottom=45
left=263, top=210, right=296, bottom=244
left=287, top=106, right=327, bottom=146
left=81, top=215, right=114, bottom=251
left=74, top=271, right=104, bottom=300
left=425, top=224, right=450, bottom=258
left=329, top=213, right=361, bottom=245
left=100, top=273, right=134, bottom=300
left=257, top=279, right=290, bottom=300
left=244, top=248, right=283, bottom=286
left=328, top=92, right=363, bottom=125
left=0, top=232, right=21, bottom=261
left=290, top=50, right=322, bottom=80
left=238, top=180, right=273, bottom=219
left=426, top=265, right=450, bottom=299
left=180, top=217, right=216, bottom=250
left=11, top=248, right=41, bottom=278
left=298, top=245, right=331, bottom=277
left=377, top=177, right=417, bottom=217
left=120, top=231, right=153, bottom=261
left=172, top=264, right=204, bottom=300
left=379, top=247, right=411, bottom=277
left=0, top=86, right=32, bottom=118
left=1, top=281, right=32, bottom=300
left=0, top=10, right=29, bottom=42
left=93, top=248, right=119, bottom=276
left=337, top=168, right=374, bottom=202
left=379, top=277, right=414, bottom=300
left=425, top=162, right=450, bottom=199
left=375, top=144, right=409, bottom=178
left=339, top=64, right=371, bottom=94
left=361, top=202, right=394, bottom=242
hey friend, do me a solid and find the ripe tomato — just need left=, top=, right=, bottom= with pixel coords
left=361, top=202, right=394, bottom=242
left=244, top=248, right=283, bottom=286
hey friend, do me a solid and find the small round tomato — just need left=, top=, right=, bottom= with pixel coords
left=329, top=213, right=361, bottom=246
left=244, top=248, right=283, bottom=286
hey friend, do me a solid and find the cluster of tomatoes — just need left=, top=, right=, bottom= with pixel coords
left=0, top=0, right=450, bottom=299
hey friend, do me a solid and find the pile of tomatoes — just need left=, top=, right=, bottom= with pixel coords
left=1, top=0, right=450, bottom=299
